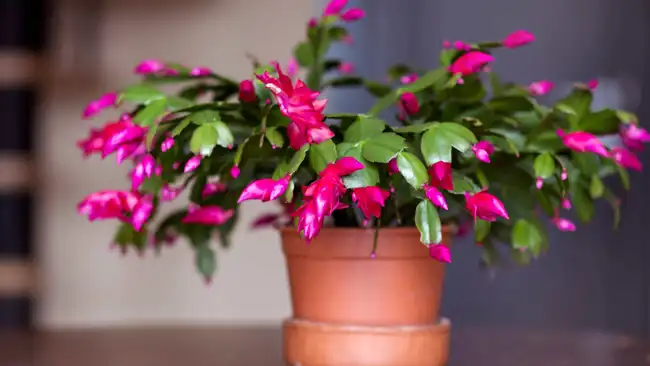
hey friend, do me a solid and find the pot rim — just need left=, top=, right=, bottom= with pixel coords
left=278, top=225, right=456, bottom=235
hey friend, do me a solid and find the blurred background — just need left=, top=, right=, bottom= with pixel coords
left=1, top=0, right=650, bottom=339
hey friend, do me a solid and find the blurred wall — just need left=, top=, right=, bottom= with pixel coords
left=37, top=0, right=312, bottom=328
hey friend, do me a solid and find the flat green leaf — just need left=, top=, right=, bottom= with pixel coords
left=393, top=122, right=436, bottom=133
left=190, top=110, right=221, bottom=124
left=172, top=117, right=192, bottom=136
left=140, top=176, right=164, bottom=195
left=387, top=63, right=412, bottom=80
left=145, top=124, right=158, bottom=149
left=368, top=90, right=399, bottom=116
left=362, top=133, right=406, bottom=163
left=415, top=200, right=442, bottom=244
left=340, top=145, right=379, bottom=188
left=525, top=131, right=564, bottom=153
left=309, top=139, right=338, bottom=172
left=294, top=42, right=314, bottom=67
left=364, top=81, right=393, bottom=97
left=589, top=174, right=604, bottom=198
left=533, top=153, right=556, bottom=178
left=439, top=49, right=458, bottom=67
left=450, top=173, right=480, bottom=194
left=571, top=181, right=594, bottom=222
left=512, top=219, right=542, bottom=253
left=572, top=152, right=600, bottom=176
left=396, top=152, right=428, bottom=189
left=474, top=220, right=491, bottom=243
left=288, top=145, right=309, bottom=174
left=401, top=68, right=448, bottom=93
left=616, top=110, right=638, bottom=123
left=190, top=124, right=219, bottom=156
left=212, top=121, right=234, bottom=148
left=166, top=96, right=194, bottom=111
left=488, top=95, right=535, bottom=113
left=328, top=26, right=348, bottom=41
left=420, top=123, right=476, bottom=165
left=264, top=127, right=284, bottom=148
left=195, top=246, right=216, bottom=280
left=557, top=88, right=592, bottom=128
left=133, top=98, right=167, bottom=126
left=120, top=84, right=166, bottom=104
left=579, top=109, right=621, bottom=134
left=344, top=115, right=386, bottom=142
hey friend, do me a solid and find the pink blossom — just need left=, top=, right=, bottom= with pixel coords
left=620, top=124, right=650, bottom=151
left=428, top=162, right=454, bottom=190
left=131, top=154, right=158, bottom=190
left=611, top=147, right=642, bottom=171
left=442, top=40, right=451, bottom=48
left=161, top=185, right=183, bottom=201
left=77, top=117, right=147, bottom=164
left=238, top=176, right=291, bottom=203
left=472, top=141, right=495, bottom=163
left=131, top=196, right=153, bottom=231
left=163, top=68, right=179, bottom=76
left=239, top=80, right=257, bottom=103
left=398, top=92, right=420, bottom=119
left=449, top=51, right=494, bottom=76
left=400, top=73, right=419, bottom=85
left=465, top=191, right=509, bottom=222
left=231, top=165, right=240, bottom=178
left=338, top=62, right=355, bottom=74
left=429, top=244, right=451, bottom=263
left=307, top=17, right=318, bottom=28
left=78, top=190, right=152, bottom=231
left=502, top=30, right=535, bottom=48
left=453, top=40, right=470, bottom=50
left=556, top=129, right=609, bottom=157
left=561, top=169, right=568, bottom=181
left=161, top=137, right=175, bottom=152
left=182, top=206, right=234, bottom=225
left=351, top=186, right=390, bottom=220
left=134, top=59, right=165, bottom=75
left=256, top=64, right=333, bottom=149
left=387, top=158, right=399, bottom=175
left=82, top=91, right=118, bottom=119
left=184, top=156, right=202, bottom=173
left=535, top=177, right=544, bottom=190
left=341, top=8, right=365, bottom=21
left=189, top=66, right=212, bottom=77
left=251, top=202, right=294, bottom=229
left=287, top=58, right=299, bottom=79
left=323, top=0, right=347, bottom=16
left=552, top=217, right=576, bottom=232
left=202, top=182, right=227, bottom=198
left=424, top=185, right=448, bottom=210
left=587, top=79, right=599, bottom=90
left=528, top=80, right=554, bottom=96
left=561, top=198, right=572, bottom=210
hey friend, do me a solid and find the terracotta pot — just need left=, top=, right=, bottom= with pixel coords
left=280, top=227, right=452, bottom=366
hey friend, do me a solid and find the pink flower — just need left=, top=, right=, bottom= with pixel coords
left=294, top=157, right=364, bottom=241
left=453, top=40, right=471, bottom=51
left=189, top=66, right=212, bottom=77
left=202, top=182, right=227, bottom=198
left=307, top=17, right=318, bottom=28
left=429, top=244, right=451, bottom=263
left=387, top=158, right=399, bottom=175
left=400, top=73, right=419, bottom=85
left=535, top=177, right=544, bottom=189
left=561, top=169, right=568, bottom=181
left=587, top=79, right=599, bottom=90
left=465, top=191, right=509, bottom=222
left=131, top=196, right=154, bottom=231
left=238, top=80, right=257, bottom=103
left=552, top=217, right=576, bottom=232
left=472, top=141, right=495, bottom=163
left=620, top=124, right=650, bottom=151
left=502, top=30, right=535, bottom=48
left=161, top=137, right=175, bottom=152
left=230, top=165, right=240, bottom=178
left=323, top=0, right=347, bottom=16
left=528, top=80, right=554, bottom=96
left=611, top=147, right=642, bottom=171
left=82, top=91, right=118, bottom=119
left=341, top=8, right=365, bottom=21
left=561, top=198, right=572, bottom=210
left=251, top=202, right=294, bottom=229
left=238, top=176, right=291, bottom=203
left=77, top=117, right=147, bottom=164
left=428, top=162, right=454, bottom=191
left=424, top=185, right=448, bottom=210
left=131, top=154, right=158, bottom=190
left=256, top=64, right=333, bottom=149
left=182, top=206, right=234, bottom=225
left=338, top=62, right=355, bottom=74
left=184, top=156, right=202, bottom=173
left=442, top=40, right=451, bottom=48
left=161, top=185, right=183, bottom=201
left=286, top=58, right=299, bottom=79
left=398, top=92, right=420, bottom=119
left=557, top=129, right=609, bottom=157
left=78, top=190, right=152, bottom=231
left=351, top=186, right=390, bottom=220
left=134, top=59, right=165, bottom=75
left=449, top=51, right=494, bottom=76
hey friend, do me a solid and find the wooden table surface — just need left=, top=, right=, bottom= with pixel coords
left=1, top=327, right=649, bottom=366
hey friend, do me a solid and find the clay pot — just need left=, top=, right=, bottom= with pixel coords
left=280, top=227, right=452, bottom=366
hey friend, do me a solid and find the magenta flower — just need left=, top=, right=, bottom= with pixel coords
left=398, top=92, right=420, bottom=119
left=620, top=124, right=650, bottom=151
left=556, top=129, right=609, bottom=157
left=341, top=8, right=365, bottom=21
left=465, top=191, right=509, bottom=222
left=238, top=176, right=291, bottom=203
left=251, top=202, right=294, bottom=229
left=442, top=40, right=451, bottom=48
left=202, top=182, right=227, bottom=198
left=528, top=80, right=554, bottom=96
left=449, top=51, right=494, bottom=77
left=161, top=137, right=175, bottom=152
left=561, top=197, right=572, bottom=210
left=184, top=156, right=202, bottom=173
left=307, top=17, right=318, bottom=28
left=535, top=177, right=544, bottom=190
left=587, top=79, right=599, bottom=90
left=131, top=154, right=158, bottom=190
left=189, top=66, right=212, bottom=77
left=338, top=62, right=355, bottom=74
left=161, top=185, right=183, bottom=202
left=323, top=0, right=347, bottom=16
left=611, top=147, right=642, bottom=171
left=428, top=162, right=454, bottom=191
left=400, top=73, right=419, bottom=85
left=182, top=206, right=234, bottom=225
left=453, top=40, right=471, bottom=51
left=131, top=196, right=154, bottom=231
left=552, top=217, right=576, bottom=232
left=230, top=165, right=241, bottom=178
left=472, top=141, right=495, bottom=163
left=351, top=186, right=390, bottom=220
left=238, top=80, right=257, bottom=103
left=78, top=190, right=152, bottom=231
left=286, top=58, right=299, bottom=79
left=429, top=244, right=451, bottom=263
left=561, top=169, right=568, bottom=181
left=134, top=59, right=165, bottom=75
left=502, top=30, right=535, bottom=48
left=424, top=185, right=448, bottom=210
left=78, top=118, right=147, bottom=164
left=82, top=91, right=118, bottom=119
left=257, top=64, right=334, bottom=149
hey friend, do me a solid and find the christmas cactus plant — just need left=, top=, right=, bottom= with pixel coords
left=78, top=0, right=648, bottom=280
